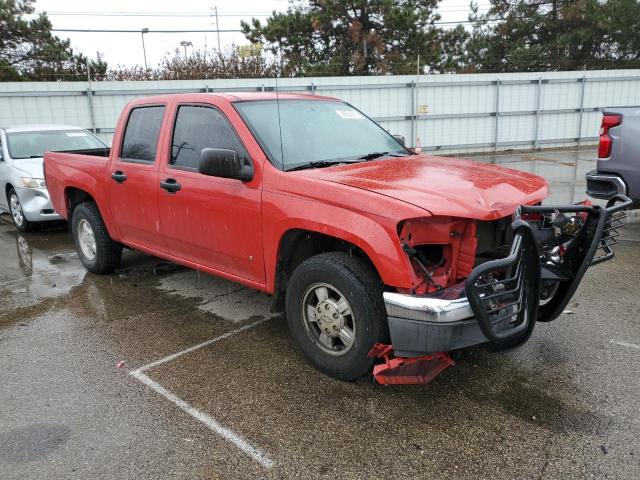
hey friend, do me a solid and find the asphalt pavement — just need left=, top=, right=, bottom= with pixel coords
left=1, top=149, right=639, bottom=479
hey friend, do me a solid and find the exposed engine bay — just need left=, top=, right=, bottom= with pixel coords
left=399, top=198, right=626, bottom=300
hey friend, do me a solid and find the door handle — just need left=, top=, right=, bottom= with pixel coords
left=111, top=171, right=127, bottom=183
left=160, top=178, right=181, bottom=194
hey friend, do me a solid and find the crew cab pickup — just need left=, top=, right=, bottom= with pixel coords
left=586, top=108, right=640, bottom=207
left=44, top=93, right=631, bottom=382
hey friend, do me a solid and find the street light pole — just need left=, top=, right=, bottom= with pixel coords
left=141, top=28, right=149, bottom=69
left=180, top=40, right=192, bottom=59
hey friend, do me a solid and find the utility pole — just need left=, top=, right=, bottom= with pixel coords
left=141, top=27, right=149, bottom=69
left=213, top=6, right=222, bottom=54
left=86, top=58, right=96, bottom=134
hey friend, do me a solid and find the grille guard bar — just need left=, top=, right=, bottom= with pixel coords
left=464, top=194, right=632, bottom=344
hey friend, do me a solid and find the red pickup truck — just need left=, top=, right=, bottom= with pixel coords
left=44, top=93, right=631, bottom=383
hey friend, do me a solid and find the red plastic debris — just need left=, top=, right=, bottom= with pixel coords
left=368, top=343, right=454, bottom=385
left=115, top=361, right=125, bottom=369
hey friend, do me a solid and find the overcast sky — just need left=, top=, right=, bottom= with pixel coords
left=33, top=0, right=489, bottom=68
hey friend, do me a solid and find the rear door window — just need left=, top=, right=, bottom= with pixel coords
left=170, top=105, right=246, bottom=170
left=121, top=106, right=165, bottom=163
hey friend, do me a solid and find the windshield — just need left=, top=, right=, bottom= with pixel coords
left=6, top=129, right=106, bottom=159
left=234, top=100, right=408, bottom=170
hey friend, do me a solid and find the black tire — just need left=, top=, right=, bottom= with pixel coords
left=285, top=252, right=388, bottom=381
left=71, top=202, right=122, bottom=274
left=7, top=188, right=35, bottom=233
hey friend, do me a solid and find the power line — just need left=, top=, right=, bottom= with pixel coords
left=46, top=8, right=482, bottom=17
left=41, top=8, right=488, bottom=18
left=50, top=19, right=494, bottom=34
left=51, top=28, right=244, bottom=33
left=44, top=11, right=274, bottom=18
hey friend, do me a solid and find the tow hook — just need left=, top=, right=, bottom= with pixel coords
left=367, top=344, right=454, bottom=385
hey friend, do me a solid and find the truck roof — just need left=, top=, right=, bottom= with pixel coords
left=128, top=92, right=340, bottom=105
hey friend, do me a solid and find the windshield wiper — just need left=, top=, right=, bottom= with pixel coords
left=357, top=151, right=409, bottom=161
left=358, top=151, right=388, bottom=160
left=286, top=160, right=355, bottom=172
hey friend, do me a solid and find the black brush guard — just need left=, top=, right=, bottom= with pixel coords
left=464, top=194, right=632, bottom=345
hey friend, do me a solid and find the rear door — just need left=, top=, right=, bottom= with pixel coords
left=157, top=102, right=264, bottom=283
left=107, top=105, right=168, bottom=253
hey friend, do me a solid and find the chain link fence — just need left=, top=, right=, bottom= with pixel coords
left=1, top=69, right=639, bottom=154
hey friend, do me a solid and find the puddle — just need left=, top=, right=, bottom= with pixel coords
left=0, top=227, right=87, bottom=305
left=158, top=270, right=273, bottom=322
left=463, top=149, right=598, bottom=204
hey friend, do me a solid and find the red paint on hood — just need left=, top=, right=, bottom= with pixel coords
left=298, top=155, right=549, bottom=220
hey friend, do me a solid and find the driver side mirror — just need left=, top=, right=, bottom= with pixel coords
left=198, top=148, right=253, bottom=182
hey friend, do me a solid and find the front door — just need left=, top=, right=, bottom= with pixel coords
left=157, top=103, right=264, bottom=284
left=107, top=105, right=168, bottom=253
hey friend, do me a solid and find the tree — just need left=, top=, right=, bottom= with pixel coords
left=465, top=0, right=640, bottom=72
left=241, top=0, right=465, bottom=76
left=0, top=0, right=106, bottom=81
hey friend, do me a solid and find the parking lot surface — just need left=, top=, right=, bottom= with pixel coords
left=1, top=149, right=639, bottom=479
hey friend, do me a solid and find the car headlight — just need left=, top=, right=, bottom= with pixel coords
left=20, top=177, right=46, bottom=189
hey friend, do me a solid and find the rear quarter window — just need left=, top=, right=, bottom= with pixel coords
left=121, top=106, right=165, bottom=163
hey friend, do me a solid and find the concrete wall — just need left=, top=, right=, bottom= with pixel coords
left=1, top=69, right=639, bottom=153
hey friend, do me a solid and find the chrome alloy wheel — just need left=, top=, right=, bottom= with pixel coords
left=77, top=219, right=97, bottom=261
left=302, top=282, right=356, bottom=356
left=9, top=193, right=24, bottom=227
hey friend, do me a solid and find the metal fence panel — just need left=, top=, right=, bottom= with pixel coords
left=1, top=69, right=639, bottom=151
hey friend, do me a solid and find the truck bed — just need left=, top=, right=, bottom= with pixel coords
left=44, top=149, right=112, bottom=221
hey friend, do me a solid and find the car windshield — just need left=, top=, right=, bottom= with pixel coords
left=6, top=129, right=106, bottom=159
left=234, top=100, right=409, bottom=170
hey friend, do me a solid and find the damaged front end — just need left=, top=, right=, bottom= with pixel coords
left=372, top=194, right=632, bottom=385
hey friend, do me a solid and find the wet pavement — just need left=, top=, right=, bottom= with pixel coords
left=1, top=149, right=639, bottom=479
left=471, top=147, right=609, bottom=205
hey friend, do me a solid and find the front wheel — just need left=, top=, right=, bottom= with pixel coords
left=71, top=202, right=122, bottom=274
left=285, top=252, right=388, bottom=381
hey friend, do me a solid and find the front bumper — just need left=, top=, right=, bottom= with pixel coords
left=385, top=287, right=521, bottom=357
left=15, top=186, right=62, bottom=222
left=385, top=195, right=632, bottom=357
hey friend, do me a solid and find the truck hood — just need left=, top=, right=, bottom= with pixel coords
left=298, top=155, right=549, bottom=220
left=11, top=157, right=44, bottom=178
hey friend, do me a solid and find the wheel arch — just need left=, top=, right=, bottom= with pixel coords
left=64, top=186, right=119, bottom=240
left=270, top=228, right=386, bottom=313
left=5, top=182, right=14, bottom=201
left=65, top=186, right=96, bottom=217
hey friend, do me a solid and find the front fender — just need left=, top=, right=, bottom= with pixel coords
left=262, top=190, right=414, bottom=293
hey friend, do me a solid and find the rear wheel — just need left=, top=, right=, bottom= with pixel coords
left=285, top=252, right=388, bottom=381
left=8, top=188, right=34, bottom=232
left=71, top=202, right=122, bottom=273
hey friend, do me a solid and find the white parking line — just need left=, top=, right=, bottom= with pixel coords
left=133, top=316, right=275, bottom=373
left=610, top=339, right=640, bottom=350
left=130, top=315, right=278, bottom=469
left=130, top=370, right=274, bottom=468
